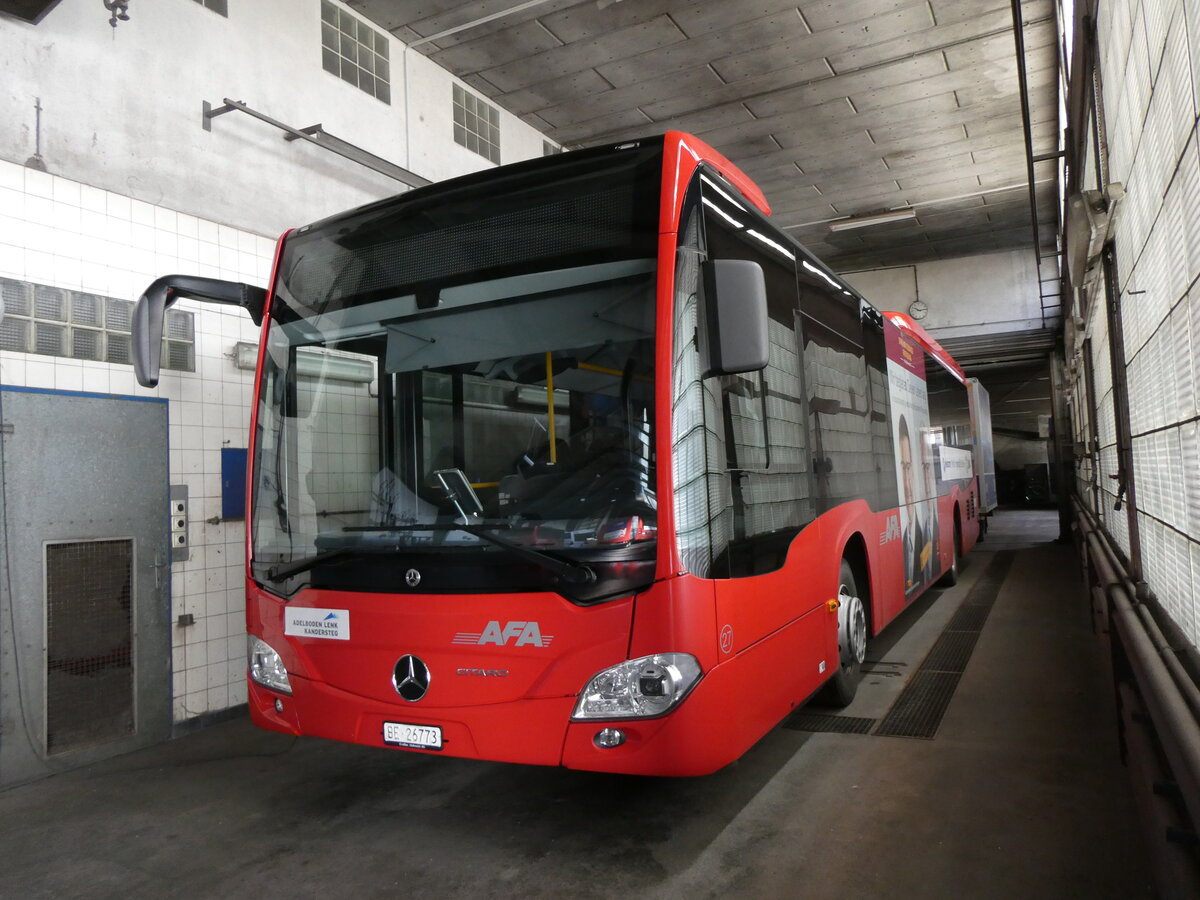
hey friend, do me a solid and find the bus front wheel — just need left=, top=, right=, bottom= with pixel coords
left=816, top=559, right=867, bottom=707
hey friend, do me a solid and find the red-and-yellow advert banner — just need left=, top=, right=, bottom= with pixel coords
left=885, top=320, right=927, bottom=381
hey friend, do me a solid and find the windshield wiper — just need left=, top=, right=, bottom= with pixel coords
left=262, top=547, right=360, bottom=582
left=343, top=523, right=596, bottom=586
left=457, top=523, right=596, bottom=585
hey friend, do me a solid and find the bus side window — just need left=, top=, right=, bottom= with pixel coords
left=698, top=176, right=815, bottom=578
left=796, top=261, right=875, bottom=515
left=862, top=309, right=900, bottom=510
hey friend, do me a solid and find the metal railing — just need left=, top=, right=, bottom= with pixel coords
left=202, top=98, right=430, bottom=190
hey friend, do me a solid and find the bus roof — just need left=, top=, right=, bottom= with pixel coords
left=661, top=131, right=771, bottom=219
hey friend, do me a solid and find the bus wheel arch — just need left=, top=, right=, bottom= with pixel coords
left=815, top=536, right=870, bottom=707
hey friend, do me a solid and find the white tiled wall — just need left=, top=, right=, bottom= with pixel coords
left=0, top=157, right=272, bottom=722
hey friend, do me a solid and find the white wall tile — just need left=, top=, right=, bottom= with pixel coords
left=0, top=160, right=23, bottom=191
left=23, top=168, right=53, bottom=199
left=79, top=184, right=106, bottom=214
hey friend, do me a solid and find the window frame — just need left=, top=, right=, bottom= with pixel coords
left=453, top=84, right=501, bottom=165
left=191, top=0, right=228, bottom=16
left=320, top=0, right=392, bottom=104
left=0, top=277, right=195, bottom=372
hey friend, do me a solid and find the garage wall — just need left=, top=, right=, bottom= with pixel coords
left=0, top=0, right=551, bottom=237
left=1074, top=0, right=1200, bottom=644
left=0, top=157, right=271, bottom=721
left=0, top=0, right=555, bottom=725
left=842, top=249, right=1044, bottom=336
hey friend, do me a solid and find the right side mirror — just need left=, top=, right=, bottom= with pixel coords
left=701, top=258, right=769, bottom=378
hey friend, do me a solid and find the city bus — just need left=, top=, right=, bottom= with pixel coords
left=132, top=132, right=988, bottom=776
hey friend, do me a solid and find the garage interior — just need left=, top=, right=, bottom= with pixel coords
left=0, top=0, right=1196, bottom=896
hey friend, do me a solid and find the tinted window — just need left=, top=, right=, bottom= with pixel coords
left=797, top=257, right=888, bottom=513
left=699, top=173, right=814, bottom=578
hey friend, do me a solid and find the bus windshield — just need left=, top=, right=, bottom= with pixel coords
left=250, top=141, right=664, bottom=601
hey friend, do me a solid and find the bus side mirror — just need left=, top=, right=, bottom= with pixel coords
left=701, top=258, right=769, bottom=378
left=132, top=275, right=267, bottom=387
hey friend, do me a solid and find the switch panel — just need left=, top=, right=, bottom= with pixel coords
left=169, top=484, right=190, bottom=562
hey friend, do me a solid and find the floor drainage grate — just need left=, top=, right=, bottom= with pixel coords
left=874, top=672, right=963, bottom=738
left=783, top=712, right=877, bottom=735
left=946, top=602, right=992, bottom=632
left=921, top=629, right=983, bottom=673
left=874, top=551, right=1015, bottom=740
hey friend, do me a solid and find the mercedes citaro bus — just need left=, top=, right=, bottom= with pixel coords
left=133, top=132, right=992, bottom=776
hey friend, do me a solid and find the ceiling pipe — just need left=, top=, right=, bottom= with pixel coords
left=406, top=0, right=562, bottom=49
left=1010, top=0, right=1050, bottom=328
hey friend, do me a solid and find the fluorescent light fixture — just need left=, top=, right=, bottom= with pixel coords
left=296, top=350, right=376, bottom=384
left=828, top=209, right=917, bottom=231
left=233, top=341, right=375, bottom=383
left=234, top=341, right=258, bottom=370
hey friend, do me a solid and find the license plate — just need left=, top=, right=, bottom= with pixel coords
left=383, top=721, right=442, bottom=750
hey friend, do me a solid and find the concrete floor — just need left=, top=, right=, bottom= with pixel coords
left=0, top=509, right=1152, bottom=899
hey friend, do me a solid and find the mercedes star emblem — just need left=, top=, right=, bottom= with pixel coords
left=405, top=568, right=421, bottom=587
left=393, top=655, right=430, bottom=701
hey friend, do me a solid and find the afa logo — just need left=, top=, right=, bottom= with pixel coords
left=879, top=514, right=901, bottom=545
left=452, top=621, right=555, bottom=648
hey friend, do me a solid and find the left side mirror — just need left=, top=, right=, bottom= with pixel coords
left=701, top=258, right=770, bottom=378
left=132, top=275, right=267, bottom=387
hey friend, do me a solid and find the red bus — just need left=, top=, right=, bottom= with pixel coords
left=133, top=132, right=988, bottom=776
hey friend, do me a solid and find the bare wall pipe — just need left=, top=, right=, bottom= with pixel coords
left=1108, top=593, right=1200, bottom=843
left=1010, top=0, right=1047, bottom=323
left=1135, top=604, right=1200, bottom=724
left=1076, top=507, right=1200, bottom=716
left=1118, top=682, right=1200, bottom=897
left=1082, top=521, right=1200, bottom=715
left=1076, top=498, right=1200, bottom=834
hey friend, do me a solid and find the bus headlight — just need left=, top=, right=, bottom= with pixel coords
left=248, top=636, right=292, bottom=694
left=572, top=653, right=701, bottom=720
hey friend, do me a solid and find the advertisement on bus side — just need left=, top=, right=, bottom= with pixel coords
left=885, top=322, right=940, bottom=596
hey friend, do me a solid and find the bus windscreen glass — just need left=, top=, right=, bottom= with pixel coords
left=251, top=142, right=664, bottom=601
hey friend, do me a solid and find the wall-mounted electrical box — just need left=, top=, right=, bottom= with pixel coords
left=169, top=484, right=189, bottom=561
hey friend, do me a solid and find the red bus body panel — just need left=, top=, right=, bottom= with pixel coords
left=563, top=601, right=831, bottom=776
left=247, top=583, right=634, bottom=765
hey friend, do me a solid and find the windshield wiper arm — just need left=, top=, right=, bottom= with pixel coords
left=455, top=523, right=596, bottom=585
left=345, top=523, right=596, bottom=585
left=263, top=547, right=358, bottom=582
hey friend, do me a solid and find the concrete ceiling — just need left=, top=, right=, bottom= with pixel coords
left=350, top=0, right=1062, bottom=279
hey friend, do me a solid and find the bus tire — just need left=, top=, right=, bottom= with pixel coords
left=938, top=517, right=962, bottom=587
left=815, top=558, right=867, bottom=707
